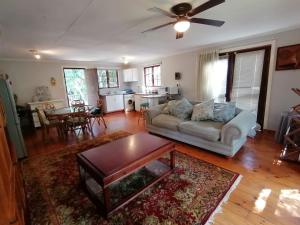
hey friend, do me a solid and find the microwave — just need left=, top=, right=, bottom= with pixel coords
left=166, top=86, right=179, bottom=95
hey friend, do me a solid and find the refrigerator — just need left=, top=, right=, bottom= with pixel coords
left=0, top=78, right=27, bottom=159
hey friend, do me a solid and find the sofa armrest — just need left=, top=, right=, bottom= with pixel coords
left=145, top=103, right=167, bottom=125
left=221, top=111, right=256, bottom=146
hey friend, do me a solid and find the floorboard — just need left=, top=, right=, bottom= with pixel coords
left=23, top=111, right=300, bottom=225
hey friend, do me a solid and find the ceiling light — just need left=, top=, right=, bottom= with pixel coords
left=122, top=57, right=129, bottom=64
left=174, top=19, right=190, bottom=33
left=29, top=49, right=42, bottom=60
left=34, top=54, right=41, bottom=59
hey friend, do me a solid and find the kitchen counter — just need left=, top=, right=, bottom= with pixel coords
left=99, top=93, right=125, bottom=96
left=141, top=94, right=165, bottom=98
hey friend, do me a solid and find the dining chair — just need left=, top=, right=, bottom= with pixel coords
left=71, top=99, right=85, bottom=107
left=45, top=103, right=55, bottom=110
left=65, top=109, right=90, bottom=137
left=36, top=108, right=63, bottom=142
left=88, top=98, right=107, bottom=129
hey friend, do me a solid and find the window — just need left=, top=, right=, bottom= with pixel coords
left=144, top=65, right=161, bottom=87
left=214, top=56, right=228, bottom=102
left=231, top=50, right=265, bottom=114
left=97, top=69, right=119, bottom=88
left=218, top=45, right=271, bottom=127
left=63, top=68, right=88, bottom=106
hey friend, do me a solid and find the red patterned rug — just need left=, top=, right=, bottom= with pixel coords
left=22, top=131, right=241, bottom=225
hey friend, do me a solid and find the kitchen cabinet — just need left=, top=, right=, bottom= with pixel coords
left=102, top=95, right=124, bottom=113
left=123, top=68, right=138, bottom=82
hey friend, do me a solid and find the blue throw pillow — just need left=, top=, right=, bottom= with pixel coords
left=213, top=102, right=236, bottom=123
left=169, top=98, right=193, bottom=120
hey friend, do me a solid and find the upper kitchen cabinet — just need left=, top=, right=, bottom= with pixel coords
left=123, top=68, right=138, bottom=82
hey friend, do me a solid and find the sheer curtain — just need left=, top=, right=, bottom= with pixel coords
left=197, top=49, right=220, bottom=101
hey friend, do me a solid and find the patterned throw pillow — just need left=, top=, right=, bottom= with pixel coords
left=170, top=98, right=193, bottom=120
left=191, top=99, right=214, bottom=121
left=213, top=102, right=236, bottom=123
left=162, top=98, right=193, bottom=120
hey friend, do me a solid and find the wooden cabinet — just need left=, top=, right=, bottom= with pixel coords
left=123, top=68, right=138, bottom=82
left=28, top=99, right=65, bottom=127
left=102, top=95, right=124, bottom=113
left=0, top=99, right=26, bottom=225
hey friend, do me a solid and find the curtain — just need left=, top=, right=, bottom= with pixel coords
left=197, top=49, right=220, bottom=101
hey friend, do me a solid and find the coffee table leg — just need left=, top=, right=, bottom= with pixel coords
left=170, top=150, right=175, bottom=169
left=103, top=186, right=111, bottom=216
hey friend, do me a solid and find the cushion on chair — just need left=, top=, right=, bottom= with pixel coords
left=179, top=120, right=223, bottom=141
left=152, top=114, right=183, bottom=131
left=67, top=117, right=86, bottom=124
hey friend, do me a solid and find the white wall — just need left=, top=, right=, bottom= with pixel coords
left=133, top=28, right=300, bottom=130
left=0, top=60, right=123, bottom=106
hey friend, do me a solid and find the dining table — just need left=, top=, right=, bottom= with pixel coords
left=45, top=105, right=93, bottom=117
left=45, top=105, right=94, bottom=137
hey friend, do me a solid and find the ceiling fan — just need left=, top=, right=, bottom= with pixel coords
left=142, top=0, right=225, bottom=39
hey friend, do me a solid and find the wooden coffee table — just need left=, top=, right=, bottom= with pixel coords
left=76, top=132, right=175, bottom=217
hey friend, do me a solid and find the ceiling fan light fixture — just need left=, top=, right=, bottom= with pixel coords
left=34, top=54, right=41, bottom=59
left=174, top=20, right=190, bottom=33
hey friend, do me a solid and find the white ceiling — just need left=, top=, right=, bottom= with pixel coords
left=1, top=0, right=300, bottom=63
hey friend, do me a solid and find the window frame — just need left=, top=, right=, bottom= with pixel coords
left=63, top=67, right=87, bottom=106
left=144, top=64, right=161, bottom=87
left=97, top=69, right=119, bottom=89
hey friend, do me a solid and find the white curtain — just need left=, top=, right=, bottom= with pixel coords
left=197, top=49, right=220, bottom=101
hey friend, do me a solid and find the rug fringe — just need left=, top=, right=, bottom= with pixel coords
left=204, top=175, right=243, bottom=225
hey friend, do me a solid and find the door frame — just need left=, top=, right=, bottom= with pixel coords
left=63, top=67, right=86, bottom=106
left=220, top=45, right=272, bottom=129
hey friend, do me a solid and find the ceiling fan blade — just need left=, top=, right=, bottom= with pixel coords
left=176, top=32, right=184, bottom=39
left=148, top=7, right=177, bottom=18
left=142, top=22, right=175, bottom=33
left=190, top=18, right=225, bottom=27
left=188, top=0, right=225, bottom=17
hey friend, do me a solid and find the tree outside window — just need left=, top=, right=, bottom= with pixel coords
left=97, top=69, right=119, bottom=88
left=63, top=68, right=88, bottom=105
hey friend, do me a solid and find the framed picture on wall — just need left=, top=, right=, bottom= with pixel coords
left=276, top=43, right=300, bottom=70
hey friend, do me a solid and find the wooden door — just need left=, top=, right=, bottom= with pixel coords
left=0, top=99, right=26, bottom=225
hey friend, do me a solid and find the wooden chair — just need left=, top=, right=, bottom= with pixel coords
left=71, top=99, right=85, bottom=107
left=138, top=102, right=149, bottom=124
left=281, top=88, right=300, bottom=162
left=65, top=109, right=91, bottom=136
left=36, top=108, right=63, bottom=142
left=88, top=98, right=107, bottom=129
left=45, top=103, right=55, bottom=110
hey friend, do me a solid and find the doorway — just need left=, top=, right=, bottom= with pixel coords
left=221, top=45, right=271, bottom=128
left=63, top=68, right=88, bottom=106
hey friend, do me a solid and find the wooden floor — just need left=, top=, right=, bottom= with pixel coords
left=24, top=111, right=300, bottom=225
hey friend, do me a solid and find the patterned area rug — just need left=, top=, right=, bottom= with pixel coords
left=23, top=131, right=241, bottom=225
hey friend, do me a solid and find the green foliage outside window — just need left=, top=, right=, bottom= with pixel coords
left=63, top=68, right=88, bottom=105
left=97, top=69, right=119, bottom=88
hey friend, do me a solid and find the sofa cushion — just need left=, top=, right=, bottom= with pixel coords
left=213, top=102, right=236, bottom=123
left=179, top=120, right=223, bottom=141
left=152, top=114, right=183, bottom=131
left=191, top=99, right=214, bottom=121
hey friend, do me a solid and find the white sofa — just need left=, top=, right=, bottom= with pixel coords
left=145, top=103, right=256, bottom=157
